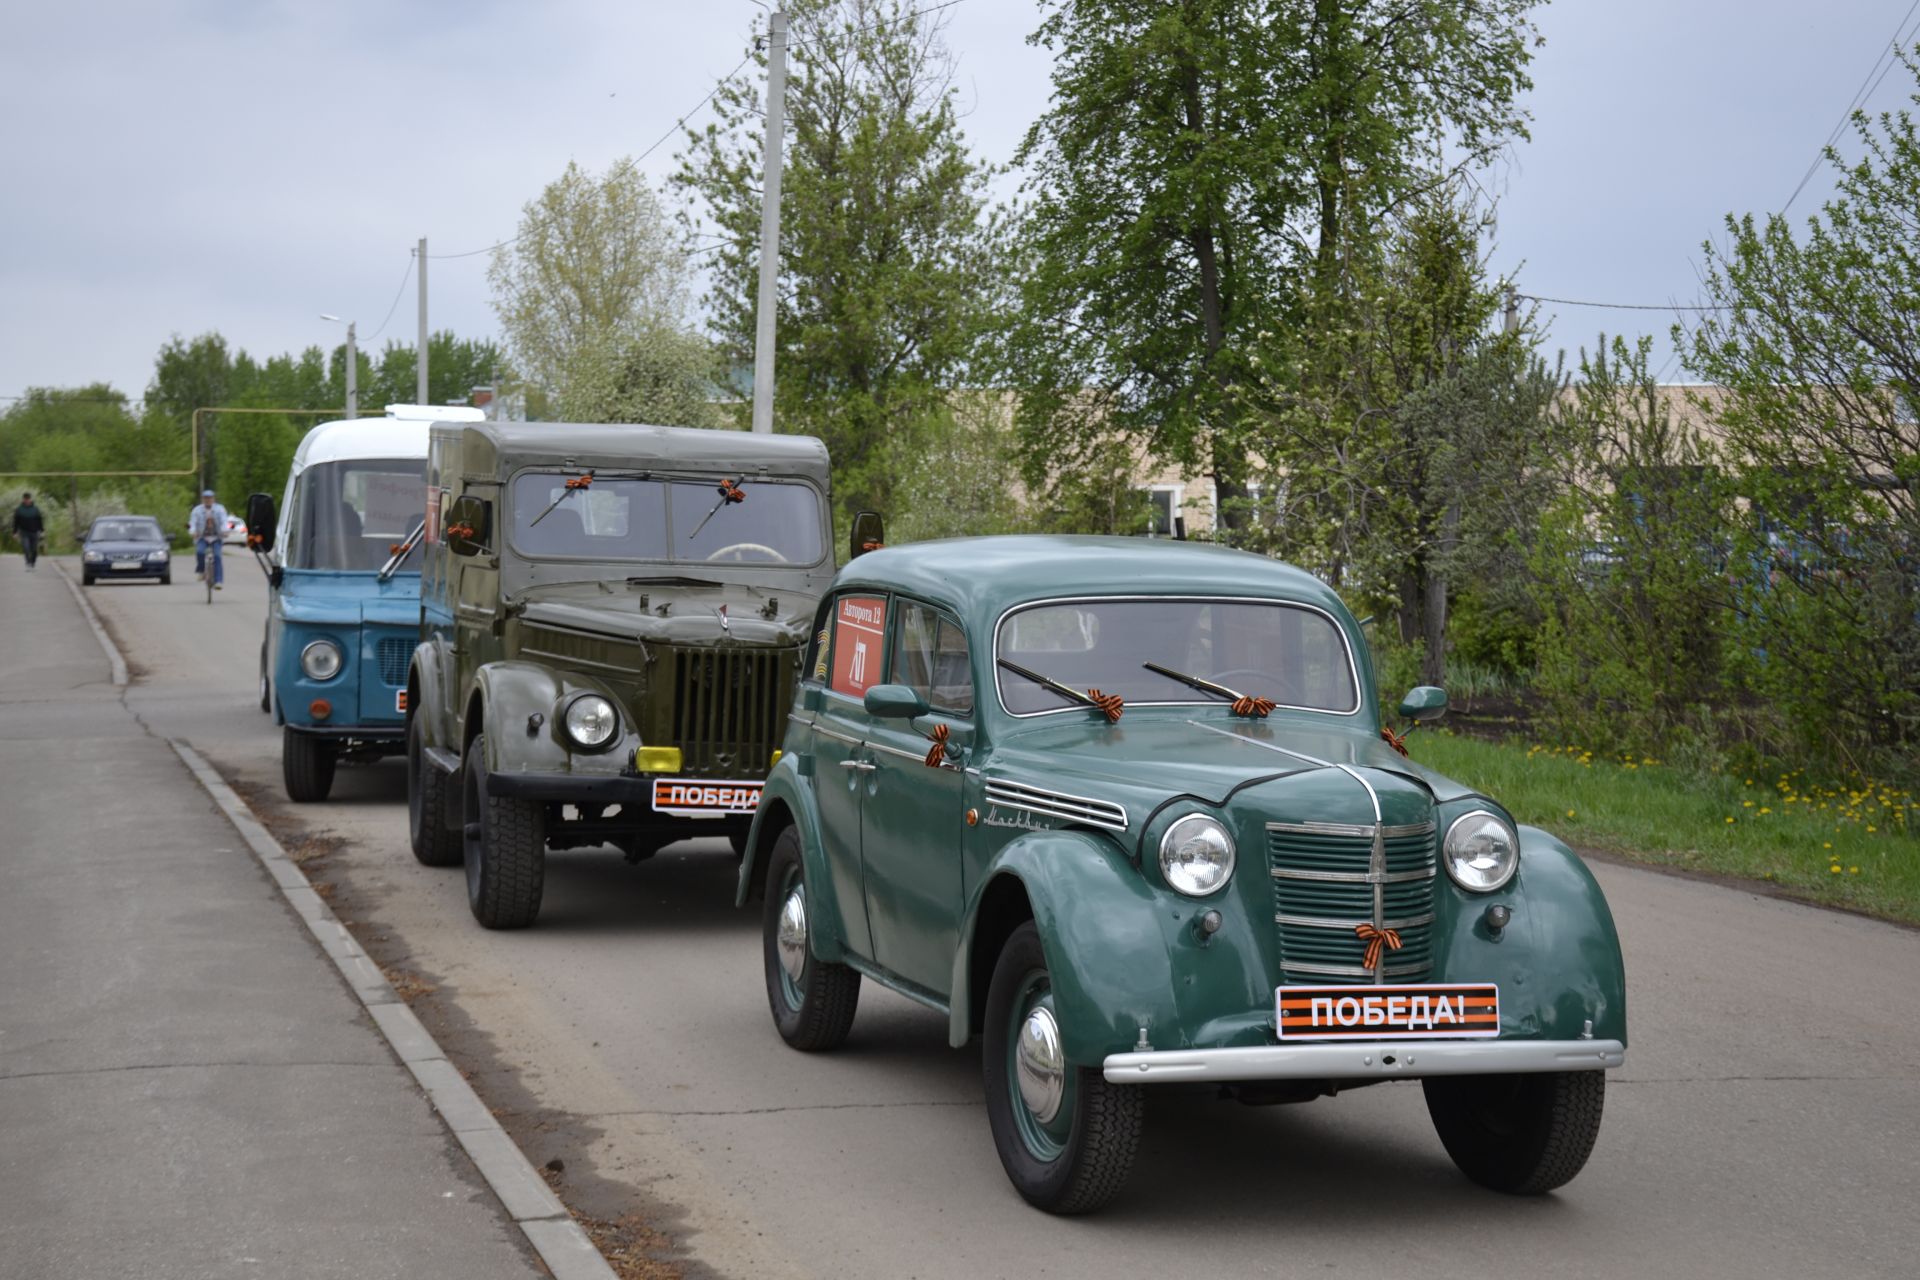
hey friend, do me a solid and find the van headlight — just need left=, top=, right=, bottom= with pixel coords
left=300, top=639, right=343, bottom=681
left=1444, top=809, right=1519, bottom=892
left=1159, top=814, right=1235, bottom=897
left=562, top=694, right=618, bottom=750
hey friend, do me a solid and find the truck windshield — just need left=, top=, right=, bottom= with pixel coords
left=996, top=598, right=1358, bottom=716
left=509, top=474, right=823, bottom=566
left=287, top=458, right=425, bottom=571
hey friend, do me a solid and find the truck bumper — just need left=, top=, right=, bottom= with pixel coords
left=1102, top=1038, right=1626, bottom=1084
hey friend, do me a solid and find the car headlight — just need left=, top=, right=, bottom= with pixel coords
left=84, top=550, right=104, bottom=562
left=147, top=550, right=168, bottom=560
left=1159, top=814, right=1235, bottom=897
left=562, top=694, right=618, bottom=750
left=1444, top=809, right=1519, bottom=892
left=300, top=639, right=343, bottom=682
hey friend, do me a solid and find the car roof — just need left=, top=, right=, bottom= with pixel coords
left=291, top=405, right=484, bottom=471
left=436, top=420, right=832, bottom=479
left=834, top=535, right=1352, bottom=623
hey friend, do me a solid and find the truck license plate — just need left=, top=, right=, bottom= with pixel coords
left=1276, top=982, right=1499, bottom=1040
left=650, top=778, right=763, bottom=818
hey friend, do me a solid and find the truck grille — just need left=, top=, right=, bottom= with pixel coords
left=1268, top=821, right=1437, bottom=982
left=670, top=646, right=796, bottom=776
left=376, top=636, right=412, bottom=686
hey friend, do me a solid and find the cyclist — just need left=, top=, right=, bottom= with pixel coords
left=188, top=490, right=229, bottom=590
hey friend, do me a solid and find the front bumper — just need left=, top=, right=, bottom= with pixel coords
left=1102, top=1038, right=1626, bottom=1084
left=286, top=725, right=404, bottom=742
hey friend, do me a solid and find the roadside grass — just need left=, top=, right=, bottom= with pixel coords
left=1408, top=730, right=1920, bottom=925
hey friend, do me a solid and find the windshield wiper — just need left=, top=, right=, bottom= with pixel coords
left=686, top=477, right=746, bottom=541
left=1142, top=661, right=1275, bottom=718
left=530, top=470, right=595, bottom=528
left=624, top=574, right=725, bottom=588
left=377, top=518, right=428, bottom=582
left=996, top=658, right=1124, bottom=723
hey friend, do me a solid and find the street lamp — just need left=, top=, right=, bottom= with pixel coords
left=319, top=313, right=359, bottom=419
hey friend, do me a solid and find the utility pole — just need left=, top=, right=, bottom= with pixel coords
left=1503, top=285, right=1518, bottom=336
left=346, top=321, right=359, bottom=419
left=750, top=10, right=788, bottom=435
left=417, top=237, right=429, bottom=406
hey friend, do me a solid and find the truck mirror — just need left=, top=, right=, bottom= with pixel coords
left=245, top=493, right=277, bottom=554
left=445, top=495, right=491, bottom=557
left=850, top=510, right=885, bottom=559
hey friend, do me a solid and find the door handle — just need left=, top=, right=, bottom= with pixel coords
left=839, top=759, right=877, bottom=772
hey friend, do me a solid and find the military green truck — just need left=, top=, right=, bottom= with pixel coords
left=405, top=420, right=857, bottom=929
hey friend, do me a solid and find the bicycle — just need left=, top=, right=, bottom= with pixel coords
left=198, top=535, right=222, bottom=604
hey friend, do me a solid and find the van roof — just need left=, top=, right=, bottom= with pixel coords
left=291, top=406, right=485, bottom=471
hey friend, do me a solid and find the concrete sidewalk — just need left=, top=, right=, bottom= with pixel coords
left=0, top=560, right=547, bottom=1279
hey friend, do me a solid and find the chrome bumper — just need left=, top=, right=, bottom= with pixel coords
left=1102, top=1038, right=1626, bottom=1084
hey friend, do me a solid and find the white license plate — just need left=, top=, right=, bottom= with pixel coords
left=1277, top=982, right=1499, bottom=1040
left=649, top=777, right=763, bottom=817
left=113, top=558, right=143, bottom=567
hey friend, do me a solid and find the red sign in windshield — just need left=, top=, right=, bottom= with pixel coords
left=830, top=596, right=887, bottom=698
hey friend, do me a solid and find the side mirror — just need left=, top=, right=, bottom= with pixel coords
left=445, top=494, right=491, bottom=557
left=849, top=510, right=885, bottom=559
left=1398, top=685, right=1448, bottom=722
left=245, top=493, right=277, bottom=554
left=863, top=683, right=929, bottom=719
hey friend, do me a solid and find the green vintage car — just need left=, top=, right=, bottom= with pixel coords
left=738, top=535, right=1627, bottom=1213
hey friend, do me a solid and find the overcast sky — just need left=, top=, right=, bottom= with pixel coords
left=3, top=0, right=1915, bottom=403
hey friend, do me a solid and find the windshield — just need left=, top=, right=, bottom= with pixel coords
left=508, top=473, right=823, bottom=566
left=287, top=457, right=425, bottom=571
left=996, top=598, right=1358, bottom=715
left=90, top=519, right=163, bottom=542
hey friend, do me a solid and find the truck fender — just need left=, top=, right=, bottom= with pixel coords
left=407, top=641, right=449, bottom=752
left=948, top=831, right=1176, bottom=1064
left=471, top=661, right=573, bottom=776
left=734, top=758, right=856, bottom=965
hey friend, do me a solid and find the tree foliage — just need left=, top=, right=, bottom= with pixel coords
left=489, top=160, right=722, bottom=426
left=677, top=0, right=1008, bottom=518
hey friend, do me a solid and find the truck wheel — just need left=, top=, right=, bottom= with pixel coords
left=983, top=921, right=1142, bottom=1214
left=258, top=643, right=271, bottom=713
left=1423, top=1070, right=1606, bottom=1194
left=407, top=714, right=462, bottom=867
left=462, top=734, right=545, bottom=928
left=762, top=825, right=860, bottom=1050
left=282, top=728, right=336, bottom=802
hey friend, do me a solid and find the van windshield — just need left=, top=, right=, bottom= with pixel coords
left=508, top=474, right=823, bottom=566
left=288, top=458, right=425, bottom=571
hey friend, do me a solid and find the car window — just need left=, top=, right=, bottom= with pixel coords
left=90, top=519, right=163, bottom=542
left=997, top=598, right=1357, bottom=715
left=288, top=458, right=425, bottom=570
left=895, top=601, right=972, bottom=715
left=825, top=595, right=888, bottom=700
left=508, top=474, right=823, bottom=566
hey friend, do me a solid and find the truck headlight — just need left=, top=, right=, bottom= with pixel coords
left=300, top=639, right=343, bottom=681
left=1444, top=810, right=1519, bottom=892
left=562, top=694, right=618, bottom=750
left=1159, top=814, right=1235, bottom=897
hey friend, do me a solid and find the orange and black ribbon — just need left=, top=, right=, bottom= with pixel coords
left=1086, top=689, right=1125, bottom=723
left=564, top=474, right=593, bottom=491
left=923, top=723, right=949, bottom=768
left=861, top=540, right=885, bottom=551
left=1355, top=923, right=1403, bottom=971
left=1380, top=725, right=1410, bottom=757
left=717, top=478, right=746, bottom=504
left=1231, top=694, right=1277, bottom=718
left=445, top=522, right=475, bottom=540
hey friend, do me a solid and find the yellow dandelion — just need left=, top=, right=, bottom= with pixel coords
left=1726, top=816, right=1736, bottom=824
left=1759, top=807, right=1772, bottom=815
left=1849, top=867, right=1860, bottom=875
left=1743, top=800, right=1755, bottom=808
left=1830, top=866, right=1842, bottom=874
left=1824, top=842, right=1832, bottom=849
left=1566, top=809, right=1576, bottom=819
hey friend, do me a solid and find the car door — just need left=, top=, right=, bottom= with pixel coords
left=808, top=591, right=891, bottom=960
left=859, top=599, right=971, bottom=996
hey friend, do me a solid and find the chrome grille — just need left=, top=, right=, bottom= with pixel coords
left=376, top=636, right=411, bottom=687
left=1268, top=821, right=1436, bottom=982
left=671, top=646, right=797, bottom=776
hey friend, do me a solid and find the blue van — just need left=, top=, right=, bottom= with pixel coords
left=249, top=405, right=486, bottom=801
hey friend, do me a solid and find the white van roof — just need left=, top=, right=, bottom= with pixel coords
left=289, top=404, right=487, bottom=471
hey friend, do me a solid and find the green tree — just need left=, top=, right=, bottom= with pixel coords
left=366, top=332, right=508, bottom=412
left=1684, top=51, right=1920, bottom=772
left=677, top=0, right=1009, bottom=518
left=489, top=160, right=719, bottom=426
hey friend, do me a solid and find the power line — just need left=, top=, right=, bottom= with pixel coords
left=362, top=253, right=416, bottom=341
left=1518, top=293, right=1729, bottom=312
left=1782, top=0, right=1920, bottom=214
left=785, top=0, right=967, bottom=53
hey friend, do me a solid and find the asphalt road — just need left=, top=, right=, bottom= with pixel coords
left=81, top=559, right=1920, bottom=1279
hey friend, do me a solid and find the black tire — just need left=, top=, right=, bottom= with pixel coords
left=258, top=642, right=271, bottom=713
left=462, top=734, right=545, bottom=928
left=282, top=727, right=337, bottom=802
left=1423, top=1070, right=1607, bottom=1195
left=407, top=713, right=462, bottom=867
left=81, top=572, right=94, bottom=586
left=159, top=572, right=171, bottom=585
left=727, top=821, right=751, bottom=858
left=982, top=921, right=1142, bottom=1214
left=761, top=826, right=860, bottom=1050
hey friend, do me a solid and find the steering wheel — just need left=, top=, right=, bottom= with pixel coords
left=705, top=542, right=788, bottom=564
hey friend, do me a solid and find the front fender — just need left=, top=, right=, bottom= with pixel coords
left=408, top=641, right=449, bottom=751
left=734, top=756, right=855, bottom=964
left=949, top=831, right=1176, bottom=1064
left=1513, top=826, right=1628, bottom=1045
left=472, top=661, right=637, bottom=778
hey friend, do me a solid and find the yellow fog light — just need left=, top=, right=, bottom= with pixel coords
left=632, top=746, right=683, bottom=773
left=771, top=749, right=782, bottom=768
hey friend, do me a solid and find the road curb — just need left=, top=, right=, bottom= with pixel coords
left=49, top=560, right=129, bottom=686
left=168, top=741, right=619, bottom=1280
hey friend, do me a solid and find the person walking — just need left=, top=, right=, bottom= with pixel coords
left=188, top=490, right=229, bottom=590
left=10, top=492, right=45, bottom=571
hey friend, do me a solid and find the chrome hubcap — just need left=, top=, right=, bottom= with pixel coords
left=1014, top=1005, right=1066, bottom=1124
left=776, top=886, right=808, bottom=984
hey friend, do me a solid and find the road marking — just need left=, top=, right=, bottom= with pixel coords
left=50, top=560, right=128, bottom=687
left=167, top=740, right=617, bottom=1280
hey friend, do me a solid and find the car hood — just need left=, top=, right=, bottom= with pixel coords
left=279, top=569, right=420, bottom=627
left=985, top=710, right=1483, bottom=831
left=87, top=540, right=167, bottom=555
left=514, top=580, right=817, bottom=648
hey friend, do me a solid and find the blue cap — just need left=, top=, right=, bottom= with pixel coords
left=201, top=489, right=215, bottom=497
